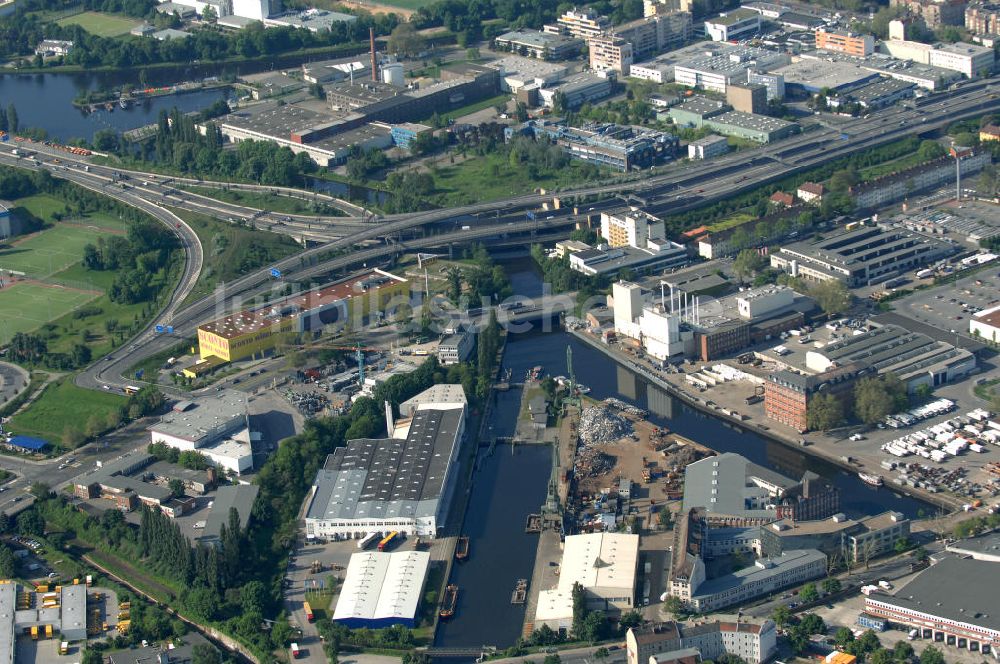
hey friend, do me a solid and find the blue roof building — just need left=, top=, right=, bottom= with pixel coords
left=7, top=435, right=49, bottom=452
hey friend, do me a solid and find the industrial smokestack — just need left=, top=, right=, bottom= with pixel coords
left=370, top=27, right=377, bottom=82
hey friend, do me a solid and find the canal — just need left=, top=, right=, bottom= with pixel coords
left=434, top=258, right=933, bottom=651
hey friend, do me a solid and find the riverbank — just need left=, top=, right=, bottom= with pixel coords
left=567, top=327, right=961, bottom=514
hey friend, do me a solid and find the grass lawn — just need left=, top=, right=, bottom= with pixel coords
left=426, top=154, right=605, bottom=206
left=12, top=194, right=68, bottom=221
left=0, top=223, right=117, bottom=278
left=171, top=208, right=302, bottom=306
left=369, top=0, right=436, bottom=8
left=0, top=282, right=97, bottom=345
left=178, top=185, right=346, bottom=217
left=417, top=93, right=508, bottom=124
left=8, top=378, right=125, bottom=446
left=56, top=11, right=138, bottom=37
left=707, top=212, right=755, bottom=232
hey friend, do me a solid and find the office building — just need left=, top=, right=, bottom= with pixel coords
left=928, top=41, right=995, bottom=76
left=747, top=69, right=785, bottom=100
left=764, top=364, right=868, bottom=433
left=546, top=7, right=611, bottom=40
left=688, top=135, right=729, bottom=159
left=682, top=453, right=840, bottom=525
left=627, top=618, right=777, bottom=664
left=673, top=49, right=788, bottom=93
left=437, top=328, right=474, bottom=365
left=967, top=2, right=1000, bottom=33
left=970, top=304, right=1000, bottom=343
left=198, top=269, right=408, bottom=362
left=864, top=555, right=1000, bottom=656
left=511, top=120, right=678, bottom=172
left=815, top=28, right=875, bottom=56
left=761, top=511, right=910, bottom=562
left=704, top=9, right=761, bottom=41
left=535, top=533, right=639, bottom=630
left=613, top=13, right=692, bottom=58
left=148, top=391, right=253, bottom=474
left=590, top=34, right=635, bottom=74
left=198, top=484, right=260, bottom=546
left=726, top=82, right=767, bottom=113
left=304, top=385, right=466, bottom=539
left=601, top=208, right=666, bottom=249
left=892, top=0, right=968, bottom=28
left=538, top=71, right=617, bottom=109
left=333, top=551, right=430, bottom=628
left=493, top=29, right=584, bottom=60
left=770, top=225, right=958, bottom=286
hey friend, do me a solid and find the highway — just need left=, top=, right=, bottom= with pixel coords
left=1, top=77, right=999, bottom=391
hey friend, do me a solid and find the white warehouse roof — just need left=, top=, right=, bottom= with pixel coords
left=559, top=532, right=639, bottom=591
left=333, top=551, right=430, bottom=627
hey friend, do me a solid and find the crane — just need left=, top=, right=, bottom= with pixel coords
left=289, top=342, right=381, bottom=385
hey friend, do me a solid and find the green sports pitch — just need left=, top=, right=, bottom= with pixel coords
left=0, top=282, right=97, bottom=344
left=55, top=11, right=139, bottom=37
left=0, top=224, right=113, bottom=279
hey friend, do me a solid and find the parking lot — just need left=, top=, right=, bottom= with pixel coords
left=895, top=269, right=1000, bottom=338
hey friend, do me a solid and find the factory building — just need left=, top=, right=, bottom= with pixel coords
left=304, top=385, right=466, bottom=540
left=535, top=533, right=639, bottom=630
left=509, top=120, right=679, bottom=172
left=726, top=82, right=767, bottom=113
left=704, top=9, right=761, bottom=41
left=538, top=71, right=617, bottom=109
left=769, top=225, right=957, bottom=287
left=197, top=269, right=408, bottom=362
left=945, top=531, right=1000, bottom=561
left=333, top=551, right=430, bottom=628
left=148, top=391, right=254, bottom=474
left=627, top=618, right=777, bottom=664
left=864, top=554, right=1000, bottom=656
left=688, top=135, right=730, bottom=159
left=673, top=49, right=789, bottom=93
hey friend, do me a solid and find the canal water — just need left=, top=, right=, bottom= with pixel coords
left=435, top=258, right=933, bottom=651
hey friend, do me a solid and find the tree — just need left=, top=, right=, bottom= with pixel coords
left=169, top=478, right=186, bottom=499
left=663, top=594, right=685, bottom=618
left=595, top=647, right=609, bottom=662
left=854, top=375, right=907, bottom=425
left=770, top=605, right=792, bottom=629
left=807, top=392, right=845, bottom=431
left=192, top=644, right=222, bottom=664
left=544, top=655, right=562, bottom=664
left=387, top=23, right=426, bottom=57
left=799, top=582, right=818, bottom=603
left=892, top=641, right=914, bottom=661
left=834, top=627, right=856, bottom=648
left=858, top=630, right=882, bottom=654
left=870, top=648, right=894, bottom=664
left=799, top=613, right=826, bottom=636
left=811, top=280, right=851, bottom=317
left=920, top=646, right=944, bottom=664
left=28, top=482, right=51, bottom=500
left=894, top=537, right=913, bottom=554
left=7, top=104, right=17, bottom=134
left=821, top=577, right=842, bottom=594
left=733, top=249, right=767, bottom=281
left=81, top=651, right=103, bottom=664
left=16, top=509, right=44, bottom=536
left=0, top=544, right=15, bottom=578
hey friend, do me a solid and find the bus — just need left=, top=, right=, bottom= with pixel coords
left=303, top=601, right=314, bottom=623
left=123, top=385, right=141, bottom=395
left=377, top=531, right=399, bottom=552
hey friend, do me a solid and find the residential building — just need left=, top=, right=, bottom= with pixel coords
left=333, top=551, right=430, bottom=628
left=726, top=82, right=767, bottom=113
left=601, top=208, right=666, bottom=249
left=764, top=364, right=867, bottom=432
left=747, top=69, right=785, bottom=100
left=546, top=7, right=611, bottom=40
left=34, top=39, right=73, bottom=56
left=770, top=225, right=959, bottom=286
left=967, top=2, right=1000, bottom=34
left=815, top=28, right=875, bottom=56
left=927, top=41, right=995, bottom=76
left=688, top=135, right=729, bottom=159
left=770, top=191, right=795, bottom=207
left=590, top=34, right=635, bottom=74
left=493, top=29, right=584, bottom=60
left=627, top=618, right=777, bottom=664
left=148, top=391, right=254, bottom=474
left=704, top=9, right=761, bottom=42
left=198, top=269, right=409, bottom=361
left=980, top=123, right=1000, bottom=141
left=535, top=533, right=639, bottom=630
left=615, top=13, right=692, bottom=58
left=892, top=0, right=968, bottom=27
left=438, top=328, right=474, bottom=365
left=303, top=385, right=466, bottom=539
left=863, top=554, right=1000, bottom=656
left=970, top=304, right=1000, bottom=343
left=797, top=182, right=824, bottom=202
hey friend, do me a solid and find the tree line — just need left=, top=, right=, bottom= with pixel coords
left=83, top=215, right=178, bottom=305
left=807, top=373, right=910, bottom=431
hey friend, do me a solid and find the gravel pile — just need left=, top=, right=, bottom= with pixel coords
left=603, top=398, right=647, bottom=417
left=578, top=406, right=633, bottom=446
left=574, top=447, right=615, bottom=478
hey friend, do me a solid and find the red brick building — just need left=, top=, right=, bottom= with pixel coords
left=764, top=363, right=868, bottom=432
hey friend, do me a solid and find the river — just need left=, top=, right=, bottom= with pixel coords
left=434, top=257, right=932, bottom=652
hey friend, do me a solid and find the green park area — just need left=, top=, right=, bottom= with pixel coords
left=8, top=378, right=126, bottom=446
left=0, top=222, right=123, bottom=279
left=0, top=282, right=97, bottom=345
left=55, top=10, right=138, bottom=37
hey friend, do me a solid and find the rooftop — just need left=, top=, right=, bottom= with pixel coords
left=694, top=549, right=826, bottom=597
left=199, top=484, right=260, bottom=545
left=683, top=453, right=797, bottom=519
left=868, top=554, right=1000, bottom=633
left=772, top=59, right=878, bottom=91
left=708, top=8, right=760, bottom=25
left=710, top=110, right=796, bottom=132
left=150, top=391, right=246, bottom=444
left=0, top=583, right=13, bottom=664
left=333, top=551, right=430, bottom=623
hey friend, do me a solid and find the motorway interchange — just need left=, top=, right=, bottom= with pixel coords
left=0, top=77, right=999, bottom=393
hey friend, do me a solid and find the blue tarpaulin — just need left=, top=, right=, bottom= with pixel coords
left=7, top=435, right=49, bottom=451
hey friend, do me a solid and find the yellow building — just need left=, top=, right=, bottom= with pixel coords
left=980, top=124, right=1000, bottom=142
left=197, top=269, right=409, bottom=362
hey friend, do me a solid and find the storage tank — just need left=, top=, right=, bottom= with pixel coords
left=382, top=62, right=405, bottom=87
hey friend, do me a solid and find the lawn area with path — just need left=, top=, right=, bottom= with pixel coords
left=55, top=10, right=139, bottom=36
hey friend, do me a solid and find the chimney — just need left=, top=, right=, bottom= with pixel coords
left=370, top=27, right=377, bottom=82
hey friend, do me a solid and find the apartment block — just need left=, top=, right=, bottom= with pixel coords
left=815, top=28, right=875, bottom=56
left=590, top=34, right=634, bottom=73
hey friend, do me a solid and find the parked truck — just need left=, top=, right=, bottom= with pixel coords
left=291, top=643, right=302, bottom=659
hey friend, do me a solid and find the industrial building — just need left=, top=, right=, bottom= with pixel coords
left=437, top=328, right=474, bottom=365
left=688, top=135, right=730, bottom=159
left=764, top=364, right=869, bottom=433
left=0, top=203, right=23, bottom=240
left=71, top=451, right=219, bottom=513
left=945, top=531, right=1000, bottom=561
left=769, top=225, right=957, bottom=287
left=493, top=29, right=584, bottom=60
left=864, top=554, right=1000, bottom=656
left=747, top=69, right=785, bottom=100
left=830, top=77, right=916, bottom=110
left=569, top=242, right=689, bottom=277
left=626, top=618, right=778, bottom=664
left=682, top=453, right=840, bottom=524
left=198, top=484, right=259, bottom=546
left=927, top=41, right=995, bottom=76
left=0, top=580, right=93, bottom=662
left=263, top=8, right=357, bottom=31
left=304, top=385, right=466, bottom=540
left=667, top=97, right=797, bottom=142
left=760, top=511, right=910, bottom=562
left=197, top=269, right=408, bottom=362
left=332, top=551, right=430, bottom=628
left=970, top=304, right=1000, bottom=343
left=538, top=71, right=617, bottom=109
left=772, top=59, right=880, bottom=96
left=484, top=56, right=568, bottom=92
left=672, top=48, right=788, bottom=93
left=704, top=9, right=761, bottom=41
left=534, top=533, right=639, bottom=630
left=148, top=391, right=254, bottom=475
left=509, top=120, right=679, bottom=172
left=726, top=82, right=767, bottom=113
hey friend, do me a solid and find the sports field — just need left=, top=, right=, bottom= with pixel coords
left=0, top=224, right=110, bottom=279
left=0, top=282, right=97, bottom=344
left=56, top=11, right=138, bottom=37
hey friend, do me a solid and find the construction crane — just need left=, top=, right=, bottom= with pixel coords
left=565, top=345, right=578, bottom=407
left=289, top=342, right=380, bottom=385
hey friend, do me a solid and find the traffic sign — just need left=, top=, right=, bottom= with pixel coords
left=270, top=268, right=282, bottom=278
left=135, top=369, right=144, bottom=379
left=155, top=325, right=164, bottom=333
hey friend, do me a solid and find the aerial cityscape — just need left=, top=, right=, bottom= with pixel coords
left=1, top=0, right=1000, bottom=662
